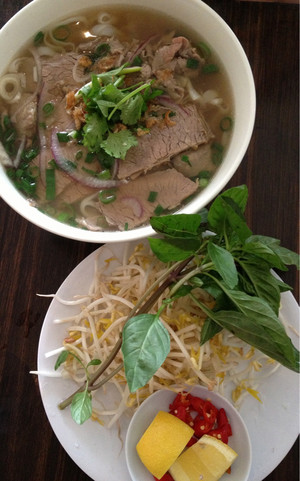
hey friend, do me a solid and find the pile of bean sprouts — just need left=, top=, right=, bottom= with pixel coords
left=34, top=242, right=282, bottom=428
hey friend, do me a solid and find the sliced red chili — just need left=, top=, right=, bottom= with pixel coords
left=186, top=436, right=198, bottom=447
left=169, top=392, right=190, bottom=411
left=153, top=473, right=174, bottom=481
left=207, top=425, right=229, bottom=444
left=202, top=400, right=218, bottom=425
left=187, top=394, right=205, bottom=414
left=217, top=407, right=230, bottom=427
left=193, top=414, right=213, bottom=437
left=170, top=405, right=193, bottom=426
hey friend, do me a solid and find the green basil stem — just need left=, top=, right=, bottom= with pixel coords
left=58, top=255, right=193, bottom=410
left=168, top=262, right=213, bottom=298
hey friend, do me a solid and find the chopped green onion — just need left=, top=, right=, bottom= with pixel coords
left=154, top=204, right=164, bottom=216
left=202, top=64, right=219, bottom=74
left=197, top=41, right=211, bottom=60
left=148, top=191, right=158, bottom=203
left=52, top=25, right=70, bottom=42
left=42, top=102, right=54, bottom=117
left=21, top=147, right=39, bottom=162
left=75, top=150, right=83, bottom=160
left=95, top=43, right=110, bottom=57
left=34, top=31, right=44, bottom=46
left=186, top=58, right=200, bottom=69
left=98, top=189, right=117, bottom=204
left=97, top=169, right=111, bottom=180
left=132, top=55, right=143, bottom=66
left=181, top=155, right=191, bottom=166
left=199, top=178, right=209, bottom=188
left=211, top=142, right=224, bottom=165
left=85, top=152, right=95, bottom=163
left=124, top=222, right=129, bottom=231
left=198, top=170, right=211, bottom=179
left=56, top=131, right=70, bottom=143
left=220, top=116, right=233, bottom=132
left=45, top=168, right=56, bottom=201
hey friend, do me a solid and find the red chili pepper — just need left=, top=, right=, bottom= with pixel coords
left=187, top=394, right=205, bottom=414
left=202, top=400, right=218, bottom=425
left=170, top=405, right=194, bottom=426
left=186, top=436, right=198, bottom=447
left=169, top=392, right=190, bottom=411
left=193, top=414, right=213, bottom=437
left=153, top=473, right=174, bottom=481
left=207, top=424, right=231, bottom=444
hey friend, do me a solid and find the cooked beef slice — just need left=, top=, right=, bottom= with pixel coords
left=98, top=168, right=198, bottom=230
left=172, top=143, right=213, bottom=177
left=10, top=94, right=37, bottom=138
left=152, top=36, right=203, bottom=79
left=117, top=103, right=212, bottom=180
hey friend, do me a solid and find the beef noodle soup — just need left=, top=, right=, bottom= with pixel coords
left=0, top=6, right=234, bottom=231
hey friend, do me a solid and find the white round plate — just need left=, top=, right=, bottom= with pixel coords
left=37, top=241, right=299, bottom=481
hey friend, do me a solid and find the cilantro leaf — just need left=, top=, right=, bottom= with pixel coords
left=101, top=130, right=138, bottom=159
left=120, top=94, right=144, bottom=125
left=83, top=113, right=108, bottom=152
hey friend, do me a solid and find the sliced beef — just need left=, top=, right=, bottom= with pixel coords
left=98, top=168, right=198, bottom=230
left=10, top=94, right=37, bottom=138
left=172, top=143, right=213, bottom=177
left=117, top=103, right=212, bottom=180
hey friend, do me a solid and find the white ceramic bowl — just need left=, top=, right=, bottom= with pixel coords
left=0, top=0, right=255, bottom=243
left=125, top=386, right=252, bottom=481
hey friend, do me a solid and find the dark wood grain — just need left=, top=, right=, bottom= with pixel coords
left=0, top=1, right=298, bottom=480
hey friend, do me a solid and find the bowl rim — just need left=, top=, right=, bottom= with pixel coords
left=0, top=0, right=256, bottom=243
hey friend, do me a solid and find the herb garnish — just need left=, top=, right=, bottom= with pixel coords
left=56, top=185, right=299, bottom=423
left=73, top=63, right=163, bottom=160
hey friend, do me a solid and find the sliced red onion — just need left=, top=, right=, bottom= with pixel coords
left=121, top=196, right=143, bottom=218
left=128, top=35, right=158, bottom=63
left=51, top=128, right=122, bottom=189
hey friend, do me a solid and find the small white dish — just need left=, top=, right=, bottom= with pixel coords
left=125, top=385, right=252, bottom=481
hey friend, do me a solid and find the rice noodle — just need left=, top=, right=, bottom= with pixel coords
left=0, top=74, right=22, bottom=103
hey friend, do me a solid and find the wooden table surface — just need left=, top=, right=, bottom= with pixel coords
left=0, top=1, right=299, bottom=480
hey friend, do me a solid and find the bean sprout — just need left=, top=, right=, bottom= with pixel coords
left=38, top=242, right=283, bottom=427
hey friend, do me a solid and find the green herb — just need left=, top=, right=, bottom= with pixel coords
left=89, top=43, right=110, bottom=63
left=74, top=64, right=163, bottom=160
left=147, top=191, right=158, bottom=203
left=202, top=64, right=219, bottom=74
left=45, top=168, right=56, bottom=201
left=181, top=154, right=191, bottom=166
left=186, top=58, right=200, bottom=69
left=98, top=189, right=117, bottom=204
left=57, top=185, right=299, bottom=423
left=33, top=31, right=44, bottom=46
left=42, top=102, right=54, bottom=117
left=220, top=116, right=233, bottom=132
left=52, top=24, right=70, bottom=42
left=56, top=131, right=70, bottom=143
left=197, top=41, right=211, bottom=60
left=211, top=142, right=224, bottom=165
left=55, top=350, right=101, bottom=424
left=154, top=204, right=164, bottom=216
left=124, top=222, right=129, bottom=231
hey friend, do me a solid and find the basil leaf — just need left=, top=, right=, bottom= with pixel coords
left=205, top=309, right=299, bottom=373
left=70, top=390, right=92, bottom=424
left=122, top=313, right=170, bottom=392
left=207, top=242, right=238, bottom=288
left=87, top=359, right=101, bottom=368
left=200, top=317, right=223, bottom=344
left=237, top=258, right=281, bottom=314
left=247, top=235, right=300, bottom=268
left=54, top=350, right=69, bottom=370
left=150, top=214, right=203, bottom=238
left=208, top=185, right=249, bottom=231
left=148, top=237, right=200, bottom=262
left=243, top=240, right=288, bottom=270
